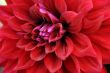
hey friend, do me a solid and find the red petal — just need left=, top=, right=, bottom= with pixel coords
left=44, top=54, right=62, bottom=73
left=14, top=52, right=35, bottom=70
left=12, top=5, right=32, bottom=22
left=25, top=41, right=37, bottom=51
left=55, top=36, right=74, bottom=60
left=0, top=39, right=20, bottom=59
left=45, top=42, right=56, bottom=53
left=30, top=47, right=46, bottom=61
left=8, top=16, right=24, bottom=31
left=16, top=38, right=31, bottom=49
left=72, top=33, right=96, bottom=57
left=3, top=60, right=17, bottom=73
left=60, top=11, right=77, bottom=24
left=77, top=56, right=102, bottom=73
left=64, top=56, right=80, bottom=73
left=0, top=25, right=19, bottom=39
left=67, top=13, right=84, bottom=33
left=89, top=34, right=110, bottom=64
left=27, top=62, right=47, bottom=73
left=82, top=15, right=104, bottom=33
left=54, top=0, right=67, bottom=13
left=21, top=23, right=35, bottom=33
left=65, top=0, right=79, bottom=11
left=78, top=0, right=93, bottom=13
left=100, top=67, right=107, bottom=73
left=11, top=0, right=33, bottom=6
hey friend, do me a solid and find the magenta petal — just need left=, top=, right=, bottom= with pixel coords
left=30, top=47, right=46, bottom=61
left=44, top=54, right=62, bottom=73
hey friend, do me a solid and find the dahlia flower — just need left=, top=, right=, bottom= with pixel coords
left=0, top=0, right=110, bottom=73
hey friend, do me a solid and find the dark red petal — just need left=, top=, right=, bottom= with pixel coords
left=8, top=16, right=24, bottom=31
left=45, top=42, right=56, bottom=54
left=27, top=62, right=47, bottom=73
left=54, top=0, right=67, bottom=13
left=14, top=52, right=35, bottom=70
left=89, top=34, right=110, bottom=64
left=60, top=11, right=77, bottom=24
left=82, top=15, right=104, bottom=33
left=64, top=56, right=80, bottom=73
left=16, top=38, right=31, bottom=49
left=21, top=23, right=35, bottom=33
left=55, top=36, right=74, bottom=60
left=44, top=53, right=62, bottom=73
left=72, top=33, right=96, bottom=57
left=25, top=41, right=37, bottom=51
left=30, top=47, right=46, bottom=61
left=29, top=4, right=42, bottom=21
left=11, top=5, right=33, bottom=22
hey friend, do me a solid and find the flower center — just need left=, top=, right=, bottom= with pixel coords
left=32, top=23, right=65, bottom=43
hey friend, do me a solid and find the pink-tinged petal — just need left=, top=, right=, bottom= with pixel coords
left=55, top=36, right=74, bottom=60
left=82, top=15, right=104, bottom=33
left=44, top=53, right=62, bottom=73
left=11, top=0, right=34, bottom=6
left=54, top=0, right=67, bottom=14
left=16, top=38, right=31, bottom=49
left=64, top=56, right=80, bottom=73
left=60, top=11, right=77, bottom=24
left=25, top=41, right=37, bottom=51
left=67, top=13, right=84, bottom=33
left=11, top=5, right=33, bottom=22
left=89, top=34, right=110, bottom=64
left=77, top=56, right=102, bottom=73
left=8, top=16, right=24, bottom=31
left=0, top=39, right=21, bottom=59
left=2, top=60, right=17, bottom=73
left=45, top=42, right=56, bottom=53
left=14, top=52, right=35, bottom=70
left=27, top=62, right=47, bottom=73
left=78, top=0, right=93, bottom=13
left=21, top=23, right=35, bottom=33
left=30, top=47, right=46, bottom=61
left=72, top=33, right=96, bottom=57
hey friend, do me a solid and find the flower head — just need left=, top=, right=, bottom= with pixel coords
left=0, top=0, right=110, bottom=73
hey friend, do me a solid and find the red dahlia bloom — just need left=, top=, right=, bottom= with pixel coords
left=0, top=0, right=110, bottom=73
